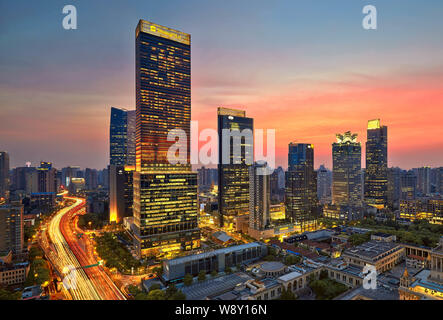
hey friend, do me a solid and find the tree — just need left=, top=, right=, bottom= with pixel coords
left=225, top=266, right=232, bottom=274
left=146, top=289, right=166, bottom=300
left=284, top=255, right=301, bottom=266
left=127, top=284, right=142, bottom=296
left=169, top=290, right=186, bottom=300
left=319, top=269, right=329, bottom=280
left=183, top=273, right=193, bottom=286
left=149, top=283, right=161, bottom=292
left=198, top=270, right=206, bottom=282
left=279, top=288, right=297, bottom=300
left=165, top=283, right=177, bottom=297
left=153, top=266, right=163, bottom=277
left=263, top=255, right=276, bottom=261
left=210, top=270, right=218, bottom=277
left=0, top=288, right=21, bottom=300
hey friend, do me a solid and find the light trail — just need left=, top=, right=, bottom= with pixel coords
left=47, top=198, right=102, bottom=300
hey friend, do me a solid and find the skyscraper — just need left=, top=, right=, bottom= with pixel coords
left=415, top=166, right=431, bottom=196
left=387, top=167, right=402, bottom=209
left=332, top=131, right=362, bottom=208
left=0, top=152, right=10, bottom=201
left=249, top=162, right=271, bottom=232
left=270, top=166, right=285, bottom=203
left=37, top=161, right=57, bottom=193
left=110, top=107, right=136, bottom=166
left=400, top=170, right=417, bottom=201
left=285, top=143, right=317, bottom=232
left=109, top=107, right=136, bottom=223
left=126, top=110, right=136, bottom=166
left=365, top=119, right=388, bottom=208
left=317, top=164, right=332, bottom=204
left=85, top=168, right=98, bottom=190
left=0, top=201, right=23, bottom=255
left=133, top=20, right=199, bottom=258
left=61, top=166, right=80, bottom=188
left=217, top=107, right=253, bottom=227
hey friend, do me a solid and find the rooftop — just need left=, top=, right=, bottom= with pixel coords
left=165, top=242, right=264, bottom=267
left=343, top=241, right=403, bottom=261
left=179, top=272, right=252, bottom=300
left=260, top=261, right=286, bottom=273
left=335, top=285, right=399, bottom=300
left=278, top=271, right=303, bottom=282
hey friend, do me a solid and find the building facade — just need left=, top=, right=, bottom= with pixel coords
left=0, top=152, right=10, bottom=201
left=133, top=20, right=199, bottom=258
left=285, top=143, right=317, bottom=232
left=332, top=131, right=362, bottom=208
left=365, top=119, right=388, bottom=208
left=249, top=162, right=271, bottom=235
left=217, top=107, right=253, bottom=228
left=0, top=201, right=24, bottom=255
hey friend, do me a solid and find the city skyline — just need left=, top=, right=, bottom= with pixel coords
left=1, top=1, right=443, bottom=170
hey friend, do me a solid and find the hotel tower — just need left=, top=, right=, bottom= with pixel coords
left=133, top=20, right=200, bottom=258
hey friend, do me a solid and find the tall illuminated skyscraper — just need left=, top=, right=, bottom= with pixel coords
left=332, top=131, right=362, bottom=207
left=133, top=20, right=199, bottom=258
left=109, top=107, right=136, bottom=224
left=285, top=143, right=317, bottom=232
left=249, top=162, right=271, bottom=232
left=110, top=107, right=136, bottom=166
left=217, top=107, right=253, bottom=227
left=0, top=152, right=10, bottom=201
left=365, top=119, right=388, bottom=208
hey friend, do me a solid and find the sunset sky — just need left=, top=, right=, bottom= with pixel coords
left=1, top=0, right=443, bottom=170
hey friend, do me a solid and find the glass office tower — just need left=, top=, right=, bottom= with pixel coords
left=110, top=107, right=128, bottom=166
left=217, top=107, right=253, bottom=228
left=285, top=143, right=318, bottom=232
left=133, top=20, right=199, bottom=258
left=365, top=119, right=388, bottom=208
left=332, top=131, right=362, bottom=207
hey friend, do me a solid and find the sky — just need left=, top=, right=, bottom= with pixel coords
left=1, top=0, right=443, bottom=170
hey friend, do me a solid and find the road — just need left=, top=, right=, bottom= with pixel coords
left=42, top=195, right=125, bottom=300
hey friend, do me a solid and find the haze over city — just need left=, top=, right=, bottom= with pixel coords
left=1, top=0, right=443, bottom=169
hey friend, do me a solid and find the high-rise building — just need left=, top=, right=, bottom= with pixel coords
left=133, top=20, right=199, bottom=258
left=415, top=166, right=431, bottom=196
left=37, top=162, right=57, bottom=194
left=197, top=167, right=218, bottom=191
left=217, top=107, right=253, bottom=227
left=0, top=152, right=10, bottom=201
left=400, top=170, right=417, bottom=201
left=126, top=110, right=136, bottom=166
left=98, top=168, right=109, bottom=189
left=365, top=119, right=388, bottom=208
left=109, top=107, right=136, bottom=167
left=270, top=166, right=285, bottom=203
left=0, top=201, right=23, bottom=255
left=332, top=131, right=362, bottom=208
left=285, top=143, right=317, bottom=232
left=110, top=107, right=128, bottom=166
left=109, top=107, right=136, bottom=223
left=85, top=168, right=98, bottom=190
left=387, top=167, right=402, bottom=209
left=249, top=162, right=271, bottom=232
left=61, top=166, right=80, bottom=188
left=317, top=164, right=332, bottom=204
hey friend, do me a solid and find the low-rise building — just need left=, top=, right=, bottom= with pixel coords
left=0, top=261, right=29, bottom=286
left=162, top=242, right=268, bottom=283
left=342, top=241, right=405, bottom=273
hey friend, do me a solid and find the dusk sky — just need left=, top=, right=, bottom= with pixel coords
left=1, top=0, right=443, bottom=170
